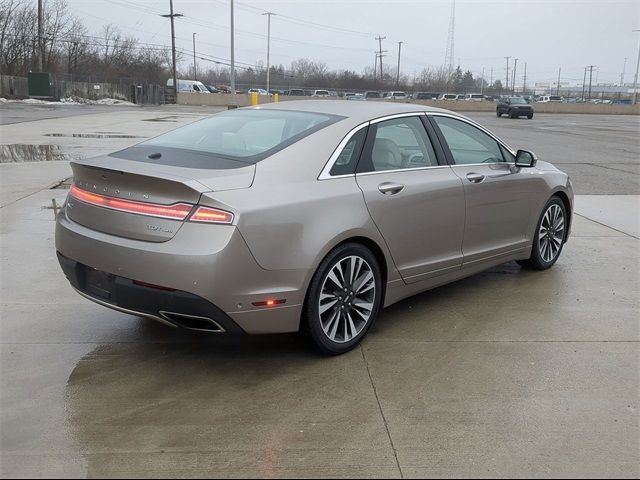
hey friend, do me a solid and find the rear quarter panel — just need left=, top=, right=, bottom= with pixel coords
left=206, top=123, right=400, bottom=281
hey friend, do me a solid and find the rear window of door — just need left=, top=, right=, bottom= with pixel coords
left=431, top=115, right=505, bottom=165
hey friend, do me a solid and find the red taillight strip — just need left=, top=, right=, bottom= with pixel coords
left=69, top=185, right=193, bottom=220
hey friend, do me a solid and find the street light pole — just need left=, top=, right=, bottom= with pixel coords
left=633, top=30, right=640, bottom=105
left=262, top=12, right=275, bottom=94
left=37, top=0, right=43, bottom=71
left=230, top=0, right=236, bottom=105
left=396, top=41, right=403, bottom=88
left=192, top=33, right=197, bottom=81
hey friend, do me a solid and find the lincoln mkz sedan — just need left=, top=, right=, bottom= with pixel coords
left=56, top=101, right=573, bottom=354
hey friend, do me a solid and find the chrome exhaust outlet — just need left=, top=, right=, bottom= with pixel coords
left=158, top=311, right=226, bottom=333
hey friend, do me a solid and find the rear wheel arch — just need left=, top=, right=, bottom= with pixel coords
left=333, top=236, right=388, bottom=289
left=300, top=236, right=388, bottom=325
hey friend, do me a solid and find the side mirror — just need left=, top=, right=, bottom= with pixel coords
left=515, top=149, right=537, bottom=168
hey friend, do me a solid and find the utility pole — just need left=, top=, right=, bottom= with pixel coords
left=230, top=0, right=236, bottom=105
left=480, top=67, right=485, bottom=95
left=512, top=58, right=518, bottom=93
left=262, top=12, right=275, bottom=94
left=633, top=30, right=640, bottom=105
left=160, top=0, right=183, bottom=102
left=582, top=66, right=587, bottom=101
left=504, top=56, right=510, bottom=94
left=556, top=67, right=561, bottom=95
left=37, top=0, right=43, bottom=71
left=522, top=62, right=527, bottom=95
left=396, top=41, right=403, bottom=88
left=373, top=52, right=378, bottom=88
left=620, top=57, right=627, bottom=86
left=192, top=33, right=197, bottom=81
left=587, top=65, right=596, bottom=100
left=376, top=35, right=386, bottom=87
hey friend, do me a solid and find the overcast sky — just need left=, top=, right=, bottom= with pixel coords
left=67, top=0, right=639, bottom=86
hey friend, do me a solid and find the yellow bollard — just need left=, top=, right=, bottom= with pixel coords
left=251, top=91, right=258, bottom=106
left=273, top=93, right=279, bottom=103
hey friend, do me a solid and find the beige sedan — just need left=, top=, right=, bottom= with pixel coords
left=56, top=101, right=573, bottom=354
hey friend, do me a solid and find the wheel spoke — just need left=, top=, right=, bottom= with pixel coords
left=353, top=270, right=373, bottom=293
left=319, top=298, right=339, bottom=314
left=327, top=269, right=343, bottom=289
left=353, top=300, right=373, bottom=312
left=322, top=309, right=340, bottom=339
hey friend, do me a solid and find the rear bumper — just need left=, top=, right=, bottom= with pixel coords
left=58, top=253, right=244, bottom=333
left=55, top=209, right=308, bottom=334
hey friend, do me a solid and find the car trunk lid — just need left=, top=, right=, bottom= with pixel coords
left=66, top=152, right=254, bottom=242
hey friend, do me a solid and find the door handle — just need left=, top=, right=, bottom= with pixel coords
left=378, top=182, right=405, bottom=195
left=466, top=172, right=485, bottom=183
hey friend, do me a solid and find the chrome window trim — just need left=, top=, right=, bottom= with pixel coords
left=318, top=112, right=428, bottom=180
left=369, top=111, right=427, bottom=124
left=318, top=122, right=369, bottom=180
left=427, top=112, right=517, bottom=157
left=355, top=164, right=451, bottom=177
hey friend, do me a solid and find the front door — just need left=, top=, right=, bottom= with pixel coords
left=429, top=114, right=539, bottom=265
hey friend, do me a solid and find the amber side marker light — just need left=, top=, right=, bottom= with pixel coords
left=252, top=299, right=287, bottom=307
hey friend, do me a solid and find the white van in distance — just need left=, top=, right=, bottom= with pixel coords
left=166, top=78, right=210, bottom=93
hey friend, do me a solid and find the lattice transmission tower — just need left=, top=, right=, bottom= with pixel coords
left=444, top=0, right=455, bottom=73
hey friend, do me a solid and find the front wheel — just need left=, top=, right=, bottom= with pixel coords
left=527, top=113, right=533, bottom=119
left=496, top=110, right=502, bottom=117
left=518, top=197, right=567, bottom=270
left=303, top=243, right=383, bottom=355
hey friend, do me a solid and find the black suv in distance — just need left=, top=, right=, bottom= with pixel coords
left=497, top=96, right=534, bottom=119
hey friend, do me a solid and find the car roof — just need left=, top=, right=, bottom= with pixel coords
left=252, top=100, right=454, bottom=124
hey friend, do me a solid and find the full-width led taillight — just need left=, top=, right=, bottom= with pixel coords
left=69, top=185, right=193, bottom=220
left=189, top=206, right=234, bottom=224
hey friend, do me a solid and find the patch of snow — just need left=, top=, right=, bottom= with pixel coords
left=1, top=96, right=137, bottom=106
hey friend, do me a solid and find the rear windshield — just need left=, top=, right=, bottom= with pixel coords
left=549, top=96, right=562, bottom=101
left=140, top=109, right=340, bottom=162
left=365, top=92, right=380, bottom=98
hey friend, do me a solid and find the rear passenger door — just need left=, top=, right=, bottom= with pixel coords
left=355, top=114, right=465, bottom=284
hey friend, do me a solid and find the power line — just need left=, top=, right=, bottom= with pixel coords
left=210, top=0, right=373, bottom=37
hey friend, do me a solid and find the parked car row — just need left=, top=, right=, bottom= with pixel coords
left=166, top=80, right=636, bottom=105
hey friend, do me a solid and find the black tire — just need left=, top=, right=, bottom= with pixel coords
left=527, top=113, right=533, bottom=119
left=496, top=110, right=502, bottom=117
left=518, top=196, right=567, bottom=270
left=302, top=243, right=383, bottom=355
left=508, top=110, right=516, bottom=119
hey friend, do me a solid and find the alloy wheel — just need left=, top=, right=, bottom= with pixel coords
left=538, top=204, right=565, bottom=263
left=318, top=255, right=375, bottom=343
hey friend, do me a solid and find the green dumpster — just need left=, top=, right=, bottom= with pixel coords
left=28, top=72, right=53, bottom=99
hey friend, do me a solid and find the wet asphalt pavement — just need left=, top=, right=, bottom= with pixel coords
left=0, top=104, right=638, bottom=478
